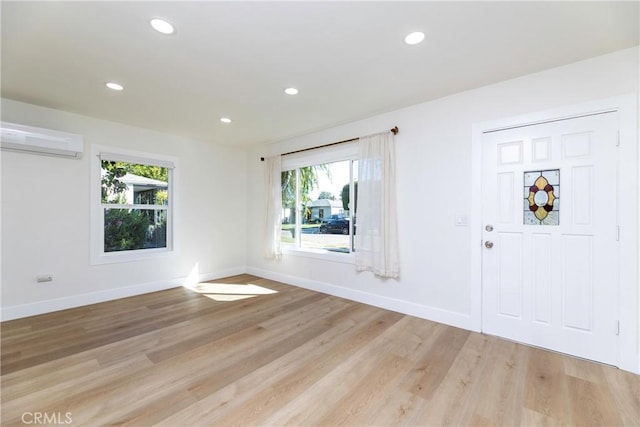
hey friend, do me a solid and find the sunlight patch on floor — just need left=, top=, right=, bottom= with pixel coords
left=183, top=282, right=278, bottom=302
left=203, top=293, right=257, bottom=302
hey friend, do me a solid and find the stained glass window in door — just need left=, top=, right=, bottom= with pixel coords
left=524, top=169, right=559, bottom=225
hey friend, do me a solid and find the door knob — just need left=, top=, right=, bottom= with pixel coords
left=485, top=241, right=494, bottom=249
left=485, top=224, right=494, bottom=232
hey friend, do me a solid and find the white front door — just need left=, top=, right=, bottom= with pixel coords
left=481, top=111, right=619, bottom=366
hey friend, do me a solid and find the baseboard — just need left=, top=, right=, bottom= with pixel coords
left=246, top=267, right=477, bottom=332
left=3, top=264, right=475, bottom=332
left=0, top=265, right=246, bottom=321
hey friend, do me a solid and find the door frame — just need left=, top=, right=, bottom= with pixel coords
left=470, top=94, right=638, bottom=374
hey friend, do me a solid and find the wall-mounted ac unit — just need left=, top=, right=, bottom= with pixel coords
left=0, top=122, right=84, bottom=159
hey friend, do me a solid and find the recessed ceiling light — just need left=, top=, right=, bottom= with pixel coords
left=284, top=87, right=299, bottom=95
left=220, top=117, right=232, bottom=124
left=106, top=82, right=124, bottom=91
left=404, top=31, right=425, bottom=45
left=150, top=18, right=175, bottom=35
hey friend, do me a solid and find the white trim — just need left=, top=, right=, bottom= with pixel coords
left=281, top=246, right=356, bottom=264
left=617, top=94, right=639, bottom=374
left=471, top=94, right=639, bottom=374
left=481, top=109, right=618, bottom=134
left=246, top=267, right=476, bottom=331
left=99, top=151, right=175, bottom=169
left=0, top=266, right=246, bottom=321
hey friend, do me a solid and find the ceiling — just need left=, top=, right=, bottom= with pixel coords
left=2, top=1, right=638, bottom=147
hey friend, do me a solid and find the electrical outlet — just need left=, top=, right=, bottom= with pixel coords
left=36, top=274, right=53, bottom=283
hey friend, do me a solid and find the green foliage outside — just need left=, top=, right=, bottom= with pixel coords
left=101, top=161, right=128, bottom=203
left=155, top=189, right=168, bottom=205
left=341, top=181, right=357, bottom=212
left=281, top=164, right=330, bottom=223
left=101, top=161, right=169, bottom=252
left=127, top=164, right=167, bottom=182
left=318, top=191, right=335, bottom=200
left=151, top=221, right=167, bottom=247
left=104, top=209, right=150, bottom=252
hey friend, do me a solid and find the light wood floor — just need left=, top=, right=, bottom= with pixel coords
left=1, top=275, right=638, bottom=426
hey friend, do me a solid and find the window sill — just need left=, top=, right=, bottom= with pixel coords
left=91, top=247, right=174, bottom=265
left=281, top=246, right=355, bottom=264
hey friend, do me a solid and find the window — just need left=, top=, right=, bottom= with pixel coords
left=91, top=147, right=175, bottom=264
left=281, top=143, right=358, bottom=255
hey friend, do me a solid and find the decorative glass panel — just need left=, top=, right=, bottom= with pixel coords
left=524, top=169, right=560, bottom=225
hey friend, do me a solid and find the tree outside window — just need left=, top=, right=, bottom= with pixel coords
left=101, top=160, right=169, bottom=252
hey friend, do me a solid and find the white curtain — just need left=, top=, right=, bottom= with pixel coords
left=355, top=131, right=400, bottom=278
left=264, top=155, right=282, bottom=259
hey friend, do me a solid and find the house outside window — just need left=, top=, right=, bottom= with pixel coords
left=91, top=147, right=175, bottom=264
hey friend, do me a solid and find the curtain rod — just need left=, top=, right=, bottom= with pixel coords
left=260, top=126, right=398, bottom=161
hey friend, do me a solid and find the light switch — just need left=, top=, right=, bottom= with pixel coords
left=455, top=215, right=469, bottom=226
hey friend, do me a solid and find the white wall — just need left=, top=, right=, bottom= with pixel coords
left=246, top=48, right=639, bottom=332
left=1, top=99, right=247, bottom=319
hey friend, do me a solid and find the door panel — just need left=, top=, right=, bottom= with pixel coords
left=562, top=234, right=593, bottom=331
left=498, top=232, right=523, bottom=318
left=482, top=112, right=619, bottom=366
left=532, top=233, right=551, bottom=324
